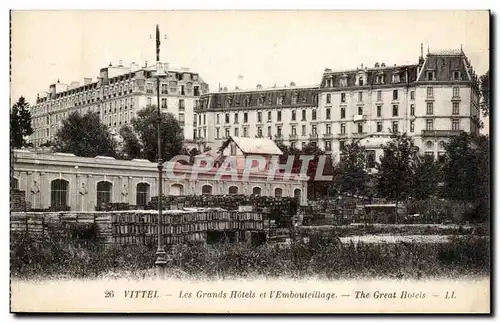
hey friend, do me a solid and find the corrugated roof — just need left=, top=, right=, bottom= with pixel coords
left=220, top=136, right=283, bottom=155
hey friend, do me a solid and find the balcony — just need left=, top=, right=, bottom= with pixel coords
left=289, top=133, right=298, bottom=140
left=323, top=133, right=333, bottom=139
left=352, top=132, right=367, bottom=138
left=422, top=130, right=461, bottom=137
left=179, top=105, right=185, bottom=111
left=309, top=133, right=319, bottom=139
left=353, top=114, right=366, bottom=122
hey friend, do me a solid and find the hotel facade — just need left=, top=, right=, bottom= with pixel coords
left=28, top=62, right=209, bottom=147
left=194, top=48, right=481, bottom=163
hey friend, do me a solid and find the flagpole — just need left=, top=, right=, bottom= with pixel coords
left=155, top=24, right=167, bottom=278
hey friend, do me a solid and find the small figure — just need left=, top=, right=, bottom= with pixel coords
left=79, top=182, right=88, bottom=195
left=121, top=184, right=128, bottom=196
left=30, top=180, right=40, bottom=195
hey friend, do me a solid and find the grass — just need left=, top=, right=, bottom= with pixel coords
left=10, top=231, right=489, bottom=281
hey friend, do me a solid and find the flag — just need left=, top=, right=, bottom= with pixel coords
left=156, top=24, right=161, bottom=62
left=237, top=74, right=244, bottom=80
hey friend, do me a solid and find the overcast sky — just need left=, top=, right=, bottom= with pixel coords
left=11, top=10, right=490, bottom=129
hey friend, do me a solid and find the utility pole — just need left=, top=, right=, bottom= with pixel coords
left=154, top=24, right=167, bottom=278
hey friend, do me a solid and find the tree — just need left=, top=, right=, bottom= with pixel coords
left=119, top=125, right=142, bottom=160
left=411, top=156, right=441, bottom=200
left=337, top=140, right=370, bottom=198
left=54, top=111, right=117, bottom=157
left=480, top=70, right=490, bottom=117
left=131, top=105, right=184, bottom=163
left=301, top=142, right=334, bottom=200
left=10, top=96, right=33, bottom=148
left=377, top=133, right=419, bottom=220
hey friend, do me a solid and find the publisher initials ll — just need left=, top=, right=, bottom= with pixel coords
left=445, top=291, right=456, bottom=299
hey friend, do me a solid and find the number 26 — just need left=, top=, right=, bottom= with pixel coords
left=104, top=290, right=115, bottom=298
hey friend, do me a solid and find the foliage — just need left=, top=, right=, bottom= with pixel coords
left=479, top=70, right=490, bottom=117
left=54, top=111, right=117, bottom=157
left=377, top=133, right=419, bottom=203
left=119, top=125, right=142, bottom=160
left=10, top=96, right=33, bottom=149
left=11, top=232, right=489, bottom=280
left=131, top=105, right=184, bottom=163
left=337, top=140, right=371, bottom=198
left=411, top=157, right=441, bottom=200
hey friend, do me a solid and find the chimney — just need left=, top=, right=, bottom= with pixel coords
left=256, top=84, right=263, bottom=89
left=145, top=61, right=148, bottom=67
left=375, top=62, right=380, bottom=68
left=109, top=62, right=112, bottom=67
left=83, top=78, right=92, bottom=85
left=289, top=82, right=296, bottom=87
left=381, top=63, right=386, bottom=67
left=223, top=86, right=228, bottom=92
left=118, top=60, right=123, bottom=67
left=235, top=86, right=239, bottom=90
left=324, top=68, right=332, bottom=73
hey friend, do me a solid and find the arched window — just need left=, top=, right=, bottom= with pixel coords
left=11, top=177, right=19, bottom=190
left=439, top=141, right=446, bottom=149
left=228, top=186, right=238, bottom=195
left=97, top=181, right=112, bottom=206
left=170, top=184, right=184, bottom=196
left=202, top=185, right=212, bottom=196
left=252, top=187, right=262, bottom=196
left=51, top=179, right=69, bottom=209
left=274, top=187, right=283, bottom=198
left=136, top=183, right=150, bottom=207
left=425, top=141, right=434, bottom=149
left=294, top=188, right=301, bottom=200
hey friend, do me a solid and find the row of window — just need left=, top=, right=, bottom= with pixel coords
left=146, top=97, right=189, bottom=110
left=219, top=93, right=318, bottom=109
left=145, top=84, right=201, bottom=97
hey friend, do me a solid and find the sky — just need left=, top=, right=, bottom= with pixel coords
left=10, top=10, right=490, bottom=129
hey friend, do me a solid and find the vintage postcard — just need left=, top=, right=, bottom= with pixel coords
left=9, top=10, right=491, bottom=314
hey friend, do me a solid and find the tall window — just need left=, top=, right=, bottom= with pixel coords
left=312, top=110, right=317, bottom=120
left=341, top=93, right=346, bottom=103
left=161, top=98, right=167, bottom=108
left=301, top=110, right=306, bottom=121
left=234, top=113, right=239, bottom=124
left=392, top=90, right=398, bottom=100
left=252, top=187, right=262, bottom=196
left=244, top=112, right=248, bottom=123
left=377, top=90, right=382, bottom=101
left=358, top=92, right=363, bottom=102
left=426, top=87, right=433, bottom=97
left=377, top=106, right=382, bottom=117
left=301, top=125, right=306, bottom=136
left=234, top=128, right=239, bottom=137
left=161, top=84, right=168, bottom=94
left=326, top=108, right=331, bottom=120
left=294, top=188, right=301, bottom=200
left=225, top=128, right=230, bottom=138
left=452, top=119, right=460, bottom=131
left=367, top=150, right=376, bottom=168
left=426, top=102, right=434, bottom=115
left=147, top=97, right=152, bottom=106
left=341, top=108, right=346, bottom=119
left=454, top=71, right=461, bottom=80
left=326, top=94, right=331, bottom=104
left=243, top=127, right=248, bottom=137
left=225, top=113, right=230, bottom=123
left=325, top=141, right=331, bottom=151
left=274, top=188, right=283, bottom=197
left=257, top=127, right=262, bottom=137
left=267, top=126, right=272, bottom=137
left=136, top=183, right=150, bottom=207
left=51, top=179, right=69, bottom=210
left=392, top=121, right=398, bottom=133
left=410, top=90, right=415, bottom=100
left=291, top=125, right=296, bottom=136
left=228, top=186, right=238, bottom=195
left=452, top=102, right=460, bottom=115
left=340, top=123, right=346, bottom=134
left=410, top=120, right=415, bottom=132
left=216, top=128, right=220, bottom=139
left=277, top=111, right=282, bottom=122
left=453, top=86, right=460, bottom=97
left=202, top=185, right=212, bottom=195
left=358, top=106, right=363, bottom=115
left=268, top=111, right=272, bottom=122
left=257, top=112, right=262, bottom=122
left=216, top=114, right=220, bottom=124
left=179, top=99, right=185, bottom=110
left=312, top=125, right=317, bottom=135
left=410, top=104, right=415, bottom=116
left=291, top=110, right=296, bottom=121
left=392, top=105, right=398, bottom=116
left=377, top=122, right=383, bottom=132
left=97, top=181, right=112, bottom=206
left=357, top=123, right=363, bottom=134
left=326, top=124, right=331, bottom=134
left=427, top=71, right=435, bottom=81
left=426, top=119, right=434, bottom=131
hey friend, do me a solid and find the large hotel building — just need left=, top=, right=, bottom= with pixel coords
left=29, top=61, right=209, bottom=147
left=29, top=48, right=481, bottom=163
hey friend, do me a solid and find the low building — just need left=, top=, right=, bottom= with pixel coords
left=12, top=149, right=308, bottom=212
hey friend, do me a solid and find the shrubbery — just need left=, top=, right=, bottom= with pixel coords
left=10, top=231, right=489, bottom=280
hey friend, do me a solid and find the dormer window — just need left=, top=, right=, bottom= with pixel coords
left=291, top=93, right=298, bottom=105
left=277, top=95, right=284, bottom=105
left=258, top=96, right=265, bottom=106
left=392, top=73, right=400, bottom=83
left=359, top=77, right=364, bottom=86
left=426, top=71, right=436, bottom=81
left=376, top=74, right=384, bottom=84
left=340, top=74, right=348, bottom=87
left=453, top=71, right=461, bottom=80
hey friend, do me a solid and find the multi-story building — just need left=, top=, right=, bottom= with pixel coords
left=29, top=61, right=210, bottom=147
left=196, top=48, right=481, bottom=162
left=195, top=83, right=320, bottom=151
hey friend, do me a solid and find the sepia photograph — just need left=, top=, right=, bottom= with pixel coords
left=9, top=9, right=491, bottom=314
